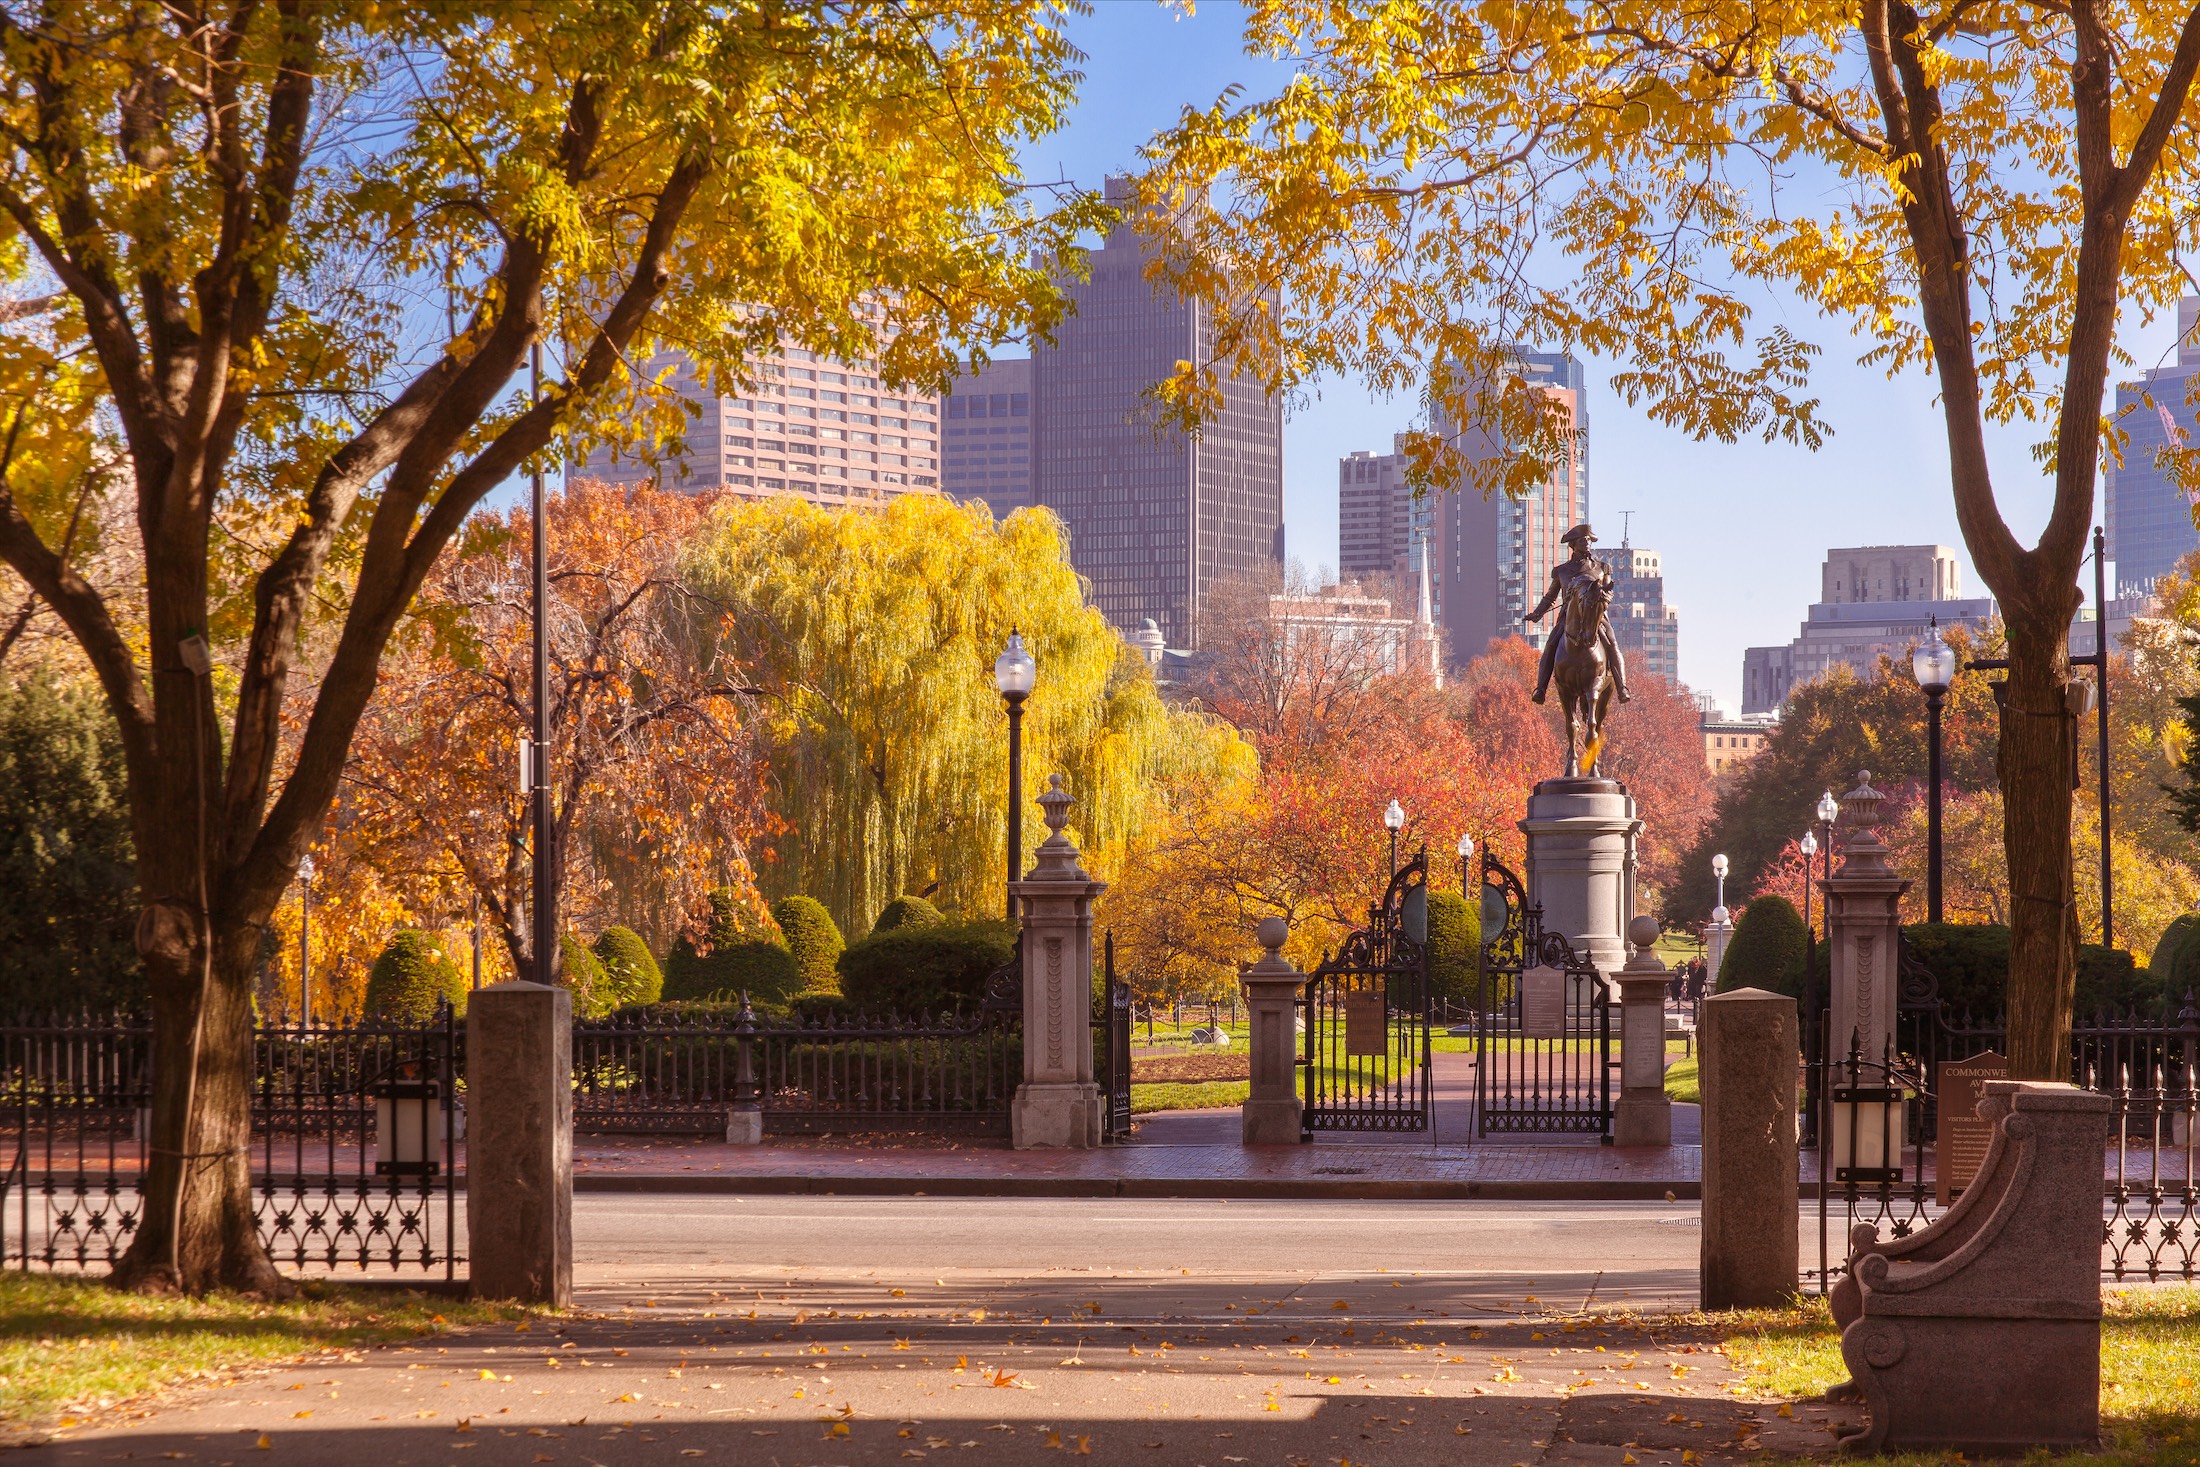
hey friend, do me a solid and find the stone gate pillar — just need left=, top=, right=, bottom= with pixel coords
left=1239, top=917, right=1306, bottom=1145
left=1010, top=775, right=1107, bottom=1149
left=467, top=980, right=573, bottom=1305
left=1823, top=771, right=1910, bottom=1068
left=1614, top=915, right=1674, bottom=1146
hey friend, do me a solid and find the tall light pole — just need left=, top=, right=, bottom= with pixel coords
left=1912, top=616, right=1957, bottom=924
left=1384, top=798, right=1406, bottom=879
left=1711, top=852, right=1729, bottom=919
left=1799, top=832, right=1819, bottom=935
left=528, top=341, right=556, bottom=986
left=296, top=855, right=315, bottom=1028
left=1456, top=833, right=1475, bottom=894
left=994, top=630, right=1036, bottom=918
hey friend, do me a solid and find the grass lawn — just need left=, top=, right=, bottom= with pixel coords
left=1713, top=1288, right=2200, bottom=1465
left=1131, top=1079, right=1250, bottom=1113
left=1666, top=1053, right=1700, bottom=1104
left=0, top=1273, right=534, bottom=1438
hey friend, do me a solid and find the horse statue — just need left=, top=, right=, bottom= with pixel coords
left=1552, top=572, right=1615, bottom=778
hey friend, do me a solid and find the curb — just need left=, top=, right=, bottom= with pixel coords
left=572, top=1173, right=1705, bottom=1202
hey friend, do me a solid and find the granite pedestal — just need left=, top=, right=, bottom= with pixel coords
left=466, top=980, right=573, bottom=1305
left=1699, top=986, right=1799, bottom=1309
left=1519, top=776, right=1642, bottom=979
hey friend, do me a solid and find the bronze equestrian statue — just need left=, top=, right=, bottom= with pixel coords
left=1526, top=522, right=1630, bottom=778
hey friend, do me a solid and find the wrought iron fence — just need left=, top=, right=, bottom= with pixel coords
left=571, top=1003, right=1022, bottom=1138
left=1809, top=975, right=2199, bottom=1287
left=0, top=1008, right=463, bottom=1277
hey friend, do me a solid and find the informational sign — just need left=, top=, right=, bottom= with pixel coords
left=1343, top=988, right=1387, bottom=1057
left=1935, top=1050, right=2010, bottom=1206
left=1520, top=964, right=1567, bottom=1041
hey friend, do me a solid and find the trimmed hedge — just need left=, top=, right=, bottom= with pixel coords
left=661, top=936, right=803, bottom=1005
left=1426, top=890, right=1490, bottom=1008
left=363, top=930, right=465, bottom=1023
left=560, top=932, right=614, bottom=1018
left=772, top=896, right=845, bottom=994
left=1900, top=922, right=2175, bottom=1016
left=870, top=894, right=944, bottom=935
left=837, top=917, right=1016, bottom=1014
left=1718, top=895, right=1808, bottom=997
left=592, top=925, right=664, bottom=1009
left=2149, top=914, right=2200, bottom=998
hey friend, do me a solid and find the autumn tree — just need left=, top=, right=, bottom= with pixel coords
left=1139, top=2, right=2200, bottom=1079
left=341, top=480, right=771, bottom=985
left=687, top=494, right=1227, bottom=936
left=0, top=1, right=1099, bottom=1291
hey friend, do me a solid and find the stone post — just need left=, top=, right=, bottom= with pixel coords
left=1704, top=910, right=1735, bottom=987
left=1614, top=914, right=1674, bottom=1147
left=466, top=980, right=572, bottom=1305
left=1010, top=775, right=1107, bottom=1149
left=1519, top=777, right=1643, bottom=978
left=1700, top=987, right=1799, bottom=1309
left=726, top=994, right=763, bottom=1145
left=1823, top=771, right=1910, bottom=1069
left=1239, top=917, right=1306, bottom=1145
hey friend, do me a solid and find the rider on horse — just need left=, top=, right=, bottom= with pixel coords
left=1527, top=522, right=1631, bottom=706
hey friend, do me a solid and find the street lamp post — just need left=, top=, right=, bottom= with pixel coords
left=1799, top=830, right=1819, bottom=1008
left=1711, top=852, right=1729, bottom=918
left=1384, top=799, right=1406, bottom=879
left=297, top=855, right=315, bottom=1029
left=1912, top=616, right=1957, bottom=924
left=994, top=630, right=1037, bottom=918
left=527, top=341, right=556, bottom=987
left=1456, top=833, right=1475, bottom=894
left=1706, top=852, right=1732, bottom=989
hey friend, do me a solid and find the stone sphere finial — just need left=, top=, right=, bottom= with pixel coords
left=1257, top=915, right=1288, bottom=954
left=1627, top=914, right=1661, bottom=952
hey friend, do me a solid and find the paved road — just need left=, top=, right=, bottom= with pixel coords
left=571, top=1195, right=1736, bottom=1314
left=43, top=1196, right=1863, bottom=1467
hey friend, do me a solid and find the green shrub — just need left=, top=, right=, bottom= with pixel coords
left=1426, top=890, right=1491, bottom=1009
left=771, top=896, right=845, bottom=994
left=870, top=894, right=944, bottom=936
left=1898, top=922, right=2009, bottom=1014
left=2149, top=914, right=2200, bottom=999
left=592, top=925, right=664, bottom=1008
left=837, top=917, right=1016, bottom=1013
left=661, top=936, right=802, bottom=1005
left=558, top=932, right=615, bottom=1017
left=1718, top=895, right=1808, bottom=997
left=363, top=930, right=465, bottom=1023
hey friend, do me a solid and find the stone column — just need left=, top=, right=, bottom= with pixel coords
left=1700, top=987, right=1800, bottom=1309
left=1704, top=910, right=1735, bottom=987
left=1614, top=915, right=1674, bottom=1147
left=1519, top=776, right=1643, bottom=978
left=1239, top=917, right=1306, bottom=1145
left=1010, top=775, right=1107, bottom=1149
left=1822, top=771, right=1910, bottom=1067
left=466, top=980, right=573, bottom=1305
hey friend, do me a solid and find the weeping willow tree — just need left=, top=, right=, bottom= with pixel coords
left=687, top=494, right=1241, bottom=935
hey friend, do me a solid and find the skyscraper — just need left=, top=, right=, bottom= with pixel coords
left=571, top=345, right=940, bottom=507
left=2106, top=296, right=2200, bottom=596
left=941, top=358, right=1032, bottom=517
left=1031, top=178, right=1284, bottom=645
left=1426, top=351, right=1589, bottom=665
left=1607, top=539, right=1680, bottom=685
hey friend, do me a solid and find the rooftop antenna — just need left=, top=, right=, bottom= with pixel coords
left=1620, top=510, right=1633, bottom=548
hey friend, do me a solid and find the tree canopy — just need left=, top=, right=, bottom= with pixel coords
left=0, top=0, right=1103, bottom=1291
left=1137, top=1, right=2200, bottom=1079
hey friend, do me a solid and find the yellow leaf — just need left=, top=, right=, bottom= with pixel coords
left=256, top=1436, right=273, bottom=1451
left=478, top=1370, right=498, bottom=1380
left=1777, top=1403, right=1794, bottom=1418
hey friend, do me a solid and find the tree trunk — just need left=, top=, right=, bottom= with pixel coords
left=1998, top=603, right=2081, bottom=1082
left=111, top=927, right=285, bottom=1296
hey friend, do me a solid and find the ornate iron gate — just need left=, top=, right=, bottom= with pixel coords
left=1099, top=932, right=1132, bottom=1142
left=1474, top=851, right=1614, bottom=1141
left=1299, top=852, right=1432, bottom=1137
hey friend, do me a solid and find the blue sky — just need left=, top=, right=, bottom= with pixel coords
left=1031, top=2, right=2177, bottom=711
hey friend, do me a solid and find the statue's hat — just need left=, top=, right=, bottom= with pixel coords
left=1561, top=522, right=1596, bottom=546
